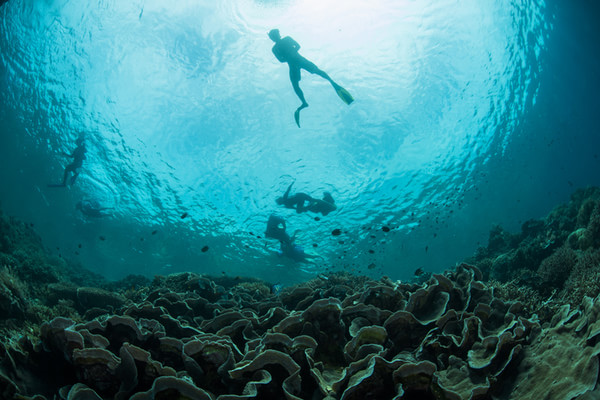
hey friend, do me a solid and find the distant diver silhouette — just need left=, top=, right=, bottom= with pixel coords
left=276, top=181, right=313, bottom=213
left=76, top=199, right=112, bottom=218
left=265, top=214, right=294, bottom=244
left=276, top=181, right=337, bottom=216
left=268, top=28, right=353, bottom=127
left=265, top=214, right=320, bottom=263
left=48, top=135, right=86, bottom=187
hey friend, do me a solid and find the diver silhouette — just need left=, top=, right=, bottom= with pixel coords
left=264, top=214, right=320, bottom=263
left=268, top=28, right=354, bottom=127
left=265, top=214, right=294, bottom=244
left=76, top=199, right=112, bottom=218
left=276, top=181, right=337, bottom=216
left=48, top=136, right=86, bottom=187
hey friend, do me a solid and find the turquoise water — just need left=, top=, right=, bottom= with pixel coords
left=0, top=0, right=598, bottom=284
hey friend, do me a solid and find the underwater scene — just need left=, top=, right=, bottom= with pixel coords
left=1, top=0, right=600, bottom=399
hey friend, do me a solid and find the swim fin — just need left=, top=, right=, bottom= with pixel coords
left=294, top=108, right=302, bottom=128
left=335, top=86, right=354, bottom=105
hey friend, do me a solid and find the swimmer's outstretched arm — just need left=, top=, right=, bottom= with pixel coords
left=283, top=181, right=294, bottom=201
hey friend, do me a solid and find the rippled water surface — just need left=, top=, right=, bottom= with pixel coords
left=0, top=0, right=598, bottom=283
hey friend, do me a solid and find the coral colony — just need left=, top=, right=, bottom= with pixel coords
left=1, top=187, right=600, bottom=398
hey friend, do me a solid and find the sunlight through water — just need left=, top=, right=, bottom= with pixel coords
left=0, top=0, right=550, bottom=283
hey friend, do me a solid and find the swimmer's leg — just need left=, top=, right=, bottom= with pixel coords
left=290, top=67, right=308, bottom=127
left=309, top=63, right=354, bottom=105
left=62, top=165, right=74, bottom=186
left=69, top=171, right=80, bottom=186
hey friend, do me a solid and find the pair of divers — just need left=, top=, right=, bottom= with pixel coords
left=265, top=181, right=336, bottom=262
left=268, top=28, right=354, bottom=127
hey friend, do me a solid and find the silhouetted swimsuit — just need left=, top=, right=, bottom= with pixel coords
left=271, top=37, right=319, bottom=84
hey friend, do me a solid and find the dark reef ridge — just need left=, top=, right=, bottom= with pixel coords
left=1, top=188, right=600, bottom=399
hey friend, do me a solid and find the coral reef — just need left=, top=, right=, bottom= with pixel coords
left=469, top=187, right=600, bottom=305
left=0, top=262, right=596, bottom=399
left=2, top=189, right=600, bottom=398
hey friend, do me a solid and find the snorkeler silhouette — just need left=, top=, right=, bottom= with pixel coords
left=276, top=181, right=337, bottom=216
left=265, top=214, right=320, bottom=262
left=265, top=214, right=294, bottom=244
left=76, top=199, right=112, bottom=218
left=276, top=181, right=313, bottom=213
left=307, top=191, right=337, bottom=216
left=268, top=28, right=354, bottom=127
left=48, top=135, right=86, bottom=187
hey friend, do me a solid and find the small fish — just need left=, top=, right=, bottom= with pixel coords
left=314, top=217, right=321, bottom=221
left=140, top=237, right=144, bottom=241
left=414, top=267, right=424, bottom=276
left=368, top=249, right=375, bottom=254
left=313, top=243, right=318, bottom=247
left=78, top=243, right=82, bottom=248
left=151, top=230, right=158, bottom=235
left=368, top=263, right=376, bottom=270
left=331, top=228, right=342, bottom=236
left=382, top=226, right=390, bottom=232
left=180, top=212, right=189, bottom=219
left=317, top=273, right=329, bottom=280
left=99, top=236, right=106, bottom=241
left=271, top=283, right=283, bottom=295
left=201, top=245, right=209, bottom=252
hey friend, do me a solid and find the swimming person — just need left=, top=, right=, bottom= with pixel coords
left=277, top=182, right=337, bottom=216
left=265, top=214, right=294, bottom=244
left=265, top=215, right=317, bottom=262
left=268, top=28, right=354, bottom=127
left=307, top=191, right=337, bottom=216
left=276, top=181, right=314, bottom=213
left=76, top=199, right=112, bottom=218
left=48, top=135, right=86, bottom=187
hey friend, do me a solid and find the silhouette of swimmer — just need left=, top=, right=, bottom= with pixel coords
left=76, top=199, right=112, bottom=218
left=276, top=181, right=313, bottom=213
left=48, top=136, right=86, bottom=187
left=265, top=214, right=320, bottom=263
left=307, top=191, right=336, bottom=216
left=268, top=28, right=354, bottom=127
left=276, top=182, right=337, bottom=216
left=265, top=214, right=294, bottom=244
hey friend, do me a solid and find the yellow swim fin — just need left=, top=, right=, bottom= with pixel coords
left=335, top=86, right=354, bottom=105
